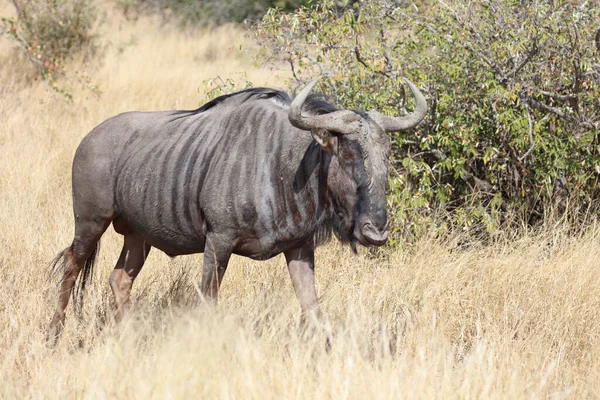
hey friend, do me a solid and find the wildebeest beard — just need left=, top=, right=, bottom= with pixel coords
left=313, top=206, right=356, bottom=252
left=310, top=155, right=359, bottom=253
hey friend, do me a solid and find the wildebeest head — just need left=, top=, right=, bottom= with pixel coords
left=288, top=79, right=427, bottom=249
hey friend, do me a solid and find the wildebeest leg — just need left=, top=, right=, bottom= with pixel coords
left=47, top=217, right=111, bottom=346
left=284, top=243, right=321, bottom=322
left=199, top=234, right=232, bottom=305
left=109, top=234, right=151, bottom=321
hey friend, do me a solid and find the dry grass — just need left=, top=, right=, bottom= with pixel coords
left=2, top=2, right=600, bottom=398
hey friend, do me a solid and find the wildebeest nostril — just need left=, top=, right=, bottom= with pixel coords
left=361, top=222, right=389, bottom=246
left=362, top=219, right=389, bottom=234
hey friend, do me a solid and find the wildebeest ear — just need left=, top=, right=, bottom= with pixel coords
left=311, top=129, right=338, bottom=154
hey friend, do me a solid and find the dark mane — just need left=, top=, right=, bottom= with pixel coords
left=170, top=86, right=340, bottom=120
left=170, top=88, right=291, bottom=119
left=194, top=87, right=292, bottom=113
left=302, top=93, right=339, bottom=115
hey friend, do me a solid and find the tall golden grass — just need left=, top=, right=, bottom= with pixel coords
left=1, top=2, right=600, bottom=398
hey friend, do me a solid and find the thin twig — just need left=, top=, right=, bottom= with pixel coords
left=524, top=85, right=576, bottom=101
left=459, top=41, right=504, bottom=77
left=287, top=58, right=300, bottom=84
left=354, top=37, right=392, bottom=79
left=503, top=39, right=537, bottom=81
left=379, top=28, right=397, bottom=80
left=519, top=103, right=535, bottom=161
left=526, top=96, right=572, bottom=121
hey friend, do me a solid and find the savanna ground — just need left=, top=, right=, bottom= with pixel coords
left=1, top=2, right=600, bottom=398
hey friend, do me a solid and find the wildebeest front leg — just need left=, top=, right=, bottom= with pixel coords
left=200, top=234, right=232, bottom=305
left=284, top=243, right=321, bottom=322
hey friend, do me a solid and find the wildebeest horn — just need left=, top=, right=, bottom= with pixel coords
left=289, top=79, right=361, bottom=134
left=368, top=79, right=427, bottom=132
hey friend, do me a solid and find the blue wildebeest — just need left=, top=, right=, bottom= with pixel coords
left=47, top=79, right=427, bottom=344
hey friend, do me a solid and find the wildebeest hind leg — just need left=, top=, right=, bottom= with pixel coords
left=109, top=233, right=151, bottom=321
left=47, top=217, right=111, bottom=346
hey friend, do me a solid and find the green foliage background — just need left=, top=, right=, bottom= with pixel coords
left=254, top=0, right=600, bottom=243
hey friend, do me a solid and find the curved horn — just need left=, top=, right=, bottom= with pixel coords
left=368, top=79, right=428, bottom=132
left=289, top=79, right=361, bottom=134
left=288, top=79, right=320, bottom=131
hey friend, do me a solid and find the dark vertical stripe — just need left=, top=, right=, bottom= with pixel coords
left=168, top=121, right=202, bottom=235
left=154, top=136, right=180, bottom=227
left=182, top=121, right=212, bottom=236
left=140, top=139, right=168, bottom=221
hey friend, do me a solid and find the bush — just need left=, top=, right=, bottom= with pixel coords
left=254, top=0, right=600, bottom=243
left=1, top=0, right=98, bottom=99
left=118, top=0, right=313, bottom=27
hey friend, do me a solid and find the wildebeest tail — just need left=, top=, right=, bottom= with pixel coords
left=49, top=241, right=101, bottom=317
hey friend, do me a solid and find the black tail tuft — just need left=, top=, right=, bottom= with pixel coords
left=49, top=241, right=101, bottom=319
left=72, top=241, right=100, bottom=318
left=49, top=248, right=68, bottom=281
